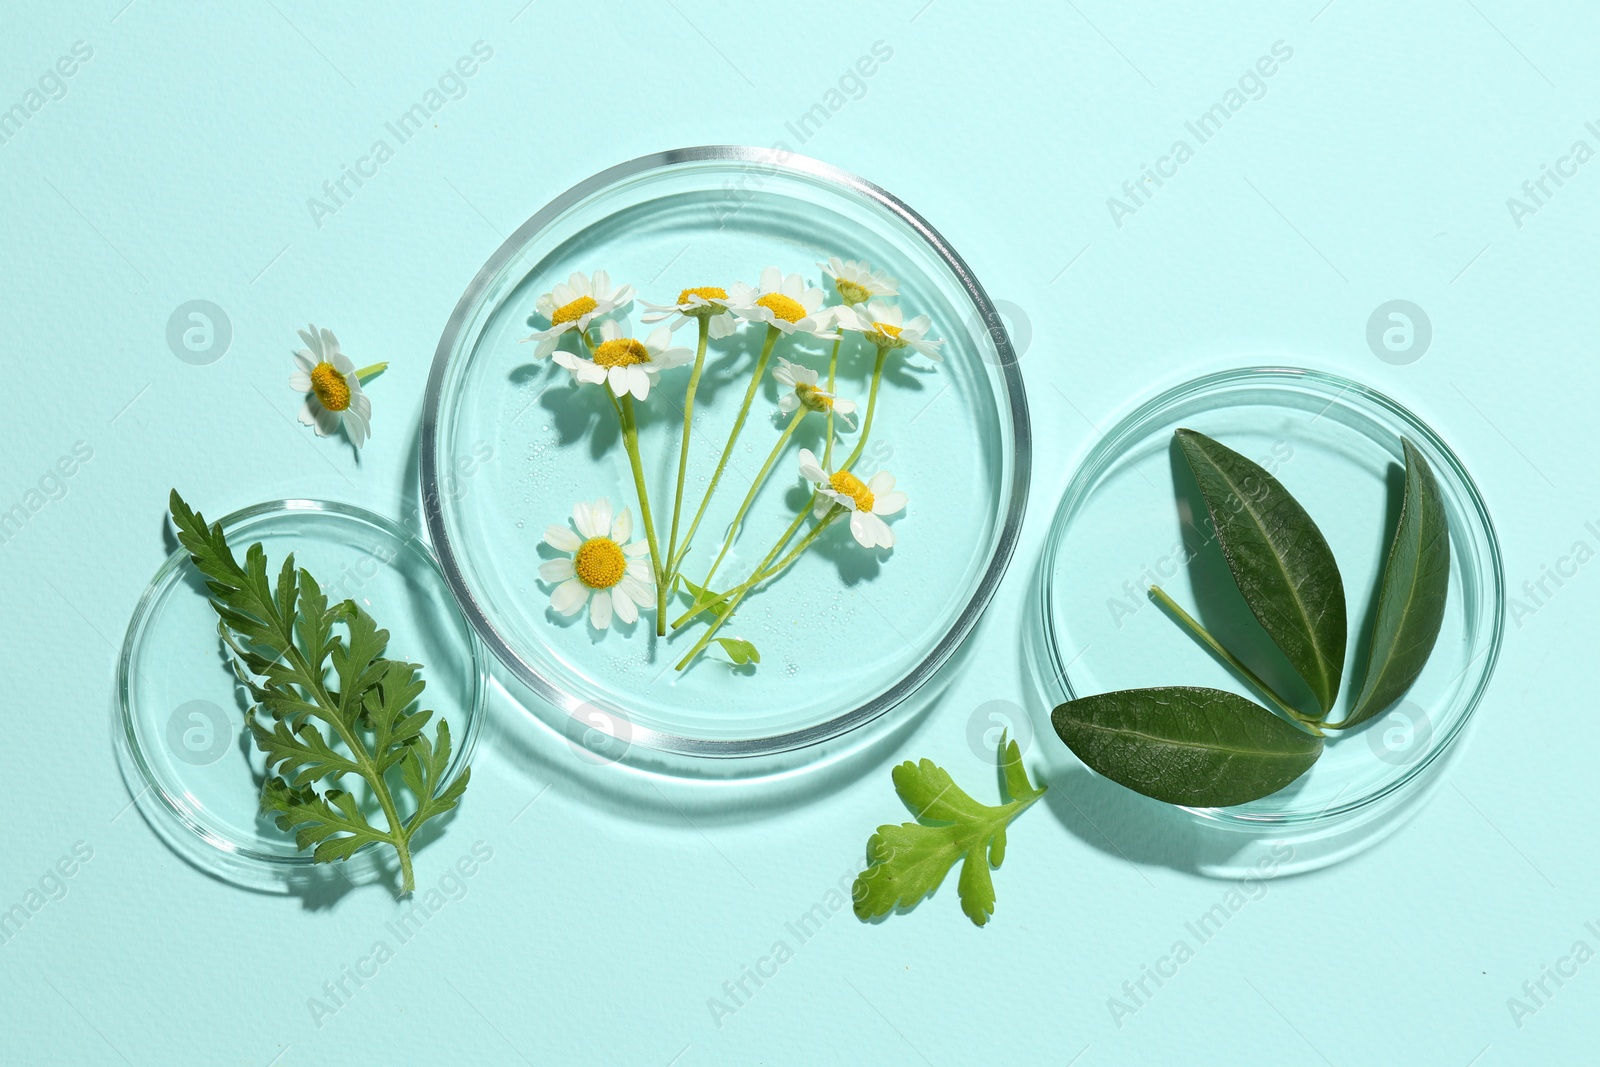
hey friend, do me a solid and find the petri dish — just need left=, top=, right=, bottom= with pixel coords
left=115, top=499, right=485, bottom=892
left=421, top=146, right=1029, bottom=770
left=1033, top=366, right=1503, bottom=866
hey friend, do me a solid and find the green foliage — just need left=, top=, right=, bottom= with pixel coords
left=1175, top=428, right=1348, bottom=715
left=1342, top=439, right=1451, bottom=728
left=170, top=490, right=470, bottom=894
left=1052, top=686, right=1323, bottom=807
left=712, top=637, right=760, bottom=665
left=853, top=734, right=1045, bottom=927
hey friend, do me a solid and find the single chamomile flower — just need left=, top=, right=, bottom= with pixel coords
left=553, top=320, right=692, bottom=401
left=522, top=270, right=635, bottom=358
left=288, top=324, right=379, bottom=448
left=836, top=300, right=944, bottom=361
left=797, top=448, right=907, bottom=550
left=772, top=358, right=857, bottom=426
left=726, top=267, right=838, bottom=338
left=540, top=497, right=654, bottom=629
left=819, top=256, right=898, bottom=305
left=640, top=286, right=738, bottom=338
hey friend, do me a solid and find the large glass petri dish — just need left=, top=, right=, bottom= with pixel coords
left=421, top=146, right=1029, bottom=764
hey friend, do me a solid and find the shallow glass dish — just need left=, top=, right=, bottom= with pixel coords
left=116, top=500, right=485, bottom=891
left=421, top=146, right=1029, bottom=762
left=1034, top=367, right=1502, bottom=841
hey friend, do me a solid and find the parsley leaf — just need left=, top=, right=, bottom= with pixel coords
left=169, top=490, right=470, bottom=895
left=853, top=733, right=1046, bottom=927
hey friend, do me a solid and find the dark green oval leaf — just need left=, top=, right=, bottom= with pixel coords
left=1176, top=428, right=1347, bottom=714
left=1051, top=686, right=1323, bottom=807
left=1341, top=439, right=1450, bottom=728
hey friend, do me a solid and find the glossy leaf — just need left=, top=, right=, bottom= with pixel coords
left=1340, top=439, right=1451, bottom=728
left=1051, top=686, right=1323, bottom=807
left=1176, top=428, right=1348, bottom=714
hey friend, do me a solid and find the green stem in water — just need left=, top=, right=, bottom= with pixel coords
left=822, top=333, right=844, bottom=469
left=1148, top=585, right=1324, bottom=736
left=676, top=343, right=894, bottom=629
left=699, top=407, right=808, bottom=590
left=671, top=324, right=781, bottom=575
left=840, top=345, right=890, bottom=472
left=676, top=506, right=844, bottom=670
left=613, top=392, right=668, bottom=635
left=355, top=362, right=388, bottom=382
left=664, top=315, right=712, bottom=591
left=671, top=506, right=810, bottom=630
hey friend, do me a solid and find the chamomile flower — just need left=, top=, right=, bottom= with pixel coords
left=836, top=300, right=944, bottom=361
left=726, top=267, right=838, bottom=338
left=772, top=358, right=857, bottom=426
left=640, top=286, right=738, bottom=338
left=289, top=324, right=376, bottom=448
left=797, top=448, right=907, bottom=550
left=819, top=257, right=898, bottom=305
left=552, top=320, right=692, bottom=401
left=521, top=270, right=635, bottom=359
left=540, top=497, right=654, bottom=629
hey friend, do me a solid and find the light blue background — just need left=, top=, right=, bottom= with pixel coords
left=1, top=2, right=1594, bottom=1064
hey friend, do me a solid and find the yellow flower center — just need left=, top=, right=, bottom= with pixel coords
left=872, top=321, right=903, bottom=338
left=677, top=286, right=728, bottom=305
left=551, top=295, right=598, bottom=325
left=574, top=537, right=627, bottom=588
left=834, top=279, right=872, bottom=305
left=593, top=338, right=650, bottom=368
left=756, top=292, right=807, bottom=323
left=310, top=362, right=351, bottom=412
left=828, top=470, right=874, bottom=512
left=795, top=382, right=833, bottom=412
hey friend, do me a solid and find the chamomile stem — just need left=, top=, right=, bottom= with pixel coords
left=355, top=362, right=388, bottom=381
left=822, top=334, right=844, bottom=469
left=672, top=325, right=781, bottom=575
left=612, top=392, right=668, bottom=634
left=841, top=345, right=890, bottom=472
left=700, top=408, right=808, bottom=590
left=665, top=316, right=711, bottom=589
left=671, top=506, right=810, bottom=630
left=676, top=343, right=893, bottom=628
left=676, top=506, right=843, bottom=670
left=1148, top=584, right=1324, bottom=735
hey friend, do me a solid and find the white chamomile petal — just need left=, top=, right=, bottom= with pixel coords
left=589, top=590, right=613, bottom=629
left=545, top=524, right=582, bottom=552
left=610, top=507, right=633, bottom=542
left=540, top=557, right=576, bottom=582
left=610, top=587, right=638, bottom=625
left=874, top=490, right=908, bottom=516
left=551, top=579, right=589, bottom=615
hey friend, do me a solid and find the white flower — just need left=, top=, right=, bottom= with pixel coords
left=797, top=448, right=907, bottom=550
left=640, top=286, right=738, bottom=339
left=726, top=267, right=838, bottom=338
left=819, top=257, right=898, bottom=305
left=521, top=270, right=635, bottom=358
left=835, top=300, right=944, bottom=361
left=772, top=358, right=857, bottom=427
left=552, top=320, right=692, bottom=401
left=540, top=497, right=654, bottom=629
left=289, top=324, right=373, bottom=448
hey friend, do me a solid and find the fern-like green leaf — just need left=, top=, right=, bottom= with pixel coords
left=170, top=490, right=472, bottom=895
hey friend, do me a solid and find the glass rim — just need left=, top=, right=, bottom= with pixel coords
left=1038, top=364, right=1505, bottom=827
left=116, top=497, right=488, bottom=869
left=419, top=144, right=1033, bottom=760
